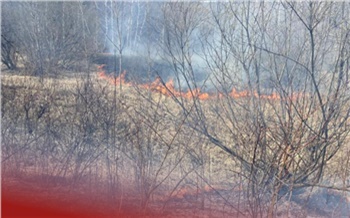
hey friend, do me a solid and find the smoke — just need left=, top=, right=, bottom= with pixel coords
left=98, top=2, right=213, bottom=92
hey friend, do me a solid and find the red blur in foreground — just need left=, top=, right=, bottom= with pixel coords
left=2, top=182, right=161, bottom=218
left=3, top=196, right=92, bottom=217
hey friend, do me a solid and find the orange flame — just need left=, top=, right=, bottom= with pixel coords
left=97, top=70, right=129, bottom=86
left=97, top=65, right=300, bottom=101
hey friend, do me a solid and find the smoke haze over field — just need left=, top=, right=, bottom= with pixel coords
left=2, top=2, right=350, bottom=217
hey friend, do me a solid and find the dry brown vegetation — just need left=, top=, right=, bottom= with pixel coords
left=1, top=69, right=236, bottom=217
left=2, top=67, right=350, bottom=218
left=2, top=1, right=350, bottom=217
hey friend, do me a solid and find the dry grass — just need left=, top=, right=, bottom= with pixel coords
left=1, top=71, right=239, bottom=214
left=2, top=70, right=350, bottom=217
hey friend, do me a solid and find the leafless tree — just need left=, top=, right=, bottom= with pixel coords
left=2, top=1, right=350, bottom=217
left=1, top=3, right=19, bottom=70
left=156, top=1, right=350, bottom=217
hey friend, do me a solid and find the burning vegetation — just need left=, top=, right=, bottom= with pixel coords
left=97, top=64, right=298, bottom=101
left=3, top=1, right=350, bottom=217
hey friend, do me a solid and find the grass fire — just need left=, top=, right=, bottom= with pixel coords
left=97, top=64, right=298, bottom=101
left=2, top=1, right=350, bottom=218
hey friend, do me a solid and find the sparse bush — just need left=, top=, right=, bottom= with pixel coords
left=2, top=1, right=350, bottom=218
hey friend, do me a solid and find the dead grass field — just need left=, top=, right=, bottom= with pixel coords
left=2, top=68, right=350, bottom=217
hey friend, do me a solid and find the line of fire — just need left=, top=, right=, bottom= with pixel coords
left=97, top=63, right=302, bottom=101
